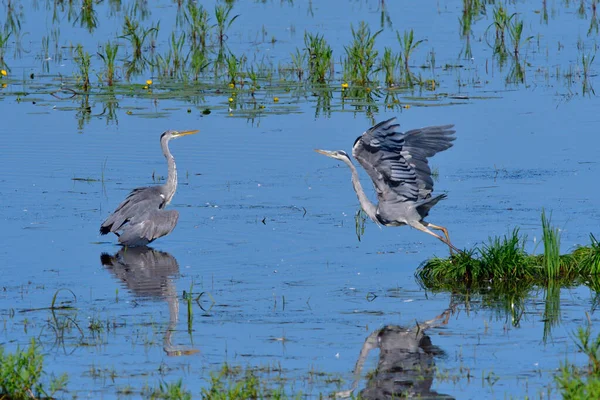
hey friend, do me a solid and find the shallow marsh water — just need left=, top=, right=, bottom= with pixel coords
left=1, top=0, right=600, bottom=398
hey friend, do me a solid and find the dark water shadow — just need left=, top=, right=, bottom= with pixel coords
left=100, top=247, right=199, bottom=356
left=336, top=308, right=455, bottom=400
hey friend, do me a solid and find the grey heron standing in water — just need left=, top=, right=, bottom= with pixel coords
left=315, top=118, right=459, bottom=252
left=100, top=129, right=199, bottom=247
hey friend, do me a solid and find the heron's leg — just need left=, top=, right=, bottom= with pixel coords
left=422, top=221, right=460, bottom=255
left=423, top=221, right=451, bottom=243
left=410, top=222, right=461, bottom=254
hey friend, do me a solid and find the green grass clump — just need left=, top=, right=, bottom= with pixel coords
left=0, top=338, right=68, bottom=399
left=201, top=363, right=294, bottom=399
left=147, top=379, right=192, bottom=400
left=417, top=211, right=600, bottom=292
left=417, top=229, right=536, bottom=290
left=556, top=324, right=600, bottom=399
left=343, top=21, right=381, bottom=86
left=304, top=32, right=333, bottom=84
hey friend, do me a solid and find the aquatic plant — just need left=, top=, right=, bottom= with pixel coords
left=98, top=41, right=119, bottom=86
left=542, top=209, right=561, bottom=279
left=146, top=379, right=192, bottom=400
left=75, top=0, right=98, bottom=33
left=189, top=47, right=210, bottom=80
left=397, top=28, right=425, bottom=73
left=556, top=323, right=600, bottom=399
left=120, top=15, right=159, bottom=59
left=343, top=21, right=382, bottom=86
left=0, top=338, right=69, bottom=399
left=214, top=3, right=239, bottom=47
left=0, top=29, right=10, bottom=68
left=290, top=47, right=306, bottom=81
left=225, top=52, right=241, bottom=85
left=581, top=51, right=596, bottom=95
left=74, top=44, right=91, bottom=91
left=417, top=211, right=600, bottom=289
left=184, top=2, right=210, bottom=50
left=355, top=209, right=367, bottom=242
left=304, top=32, right=333, bottom=84
left=380, top=47, right=399, bottom=87
left=201, top=363, right=291, bottom=399
left=573, top=234, right=600, bottom=275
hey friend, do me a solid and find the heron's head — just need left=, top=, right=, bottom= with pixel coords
left=314, top=149, right=351, bottom=162
left=161, top=129, right=200, bottom=141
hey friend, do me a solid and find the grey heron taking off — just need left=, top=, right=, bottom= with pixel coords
left=100, top=129, right=199, bottom=247
left=315, top=118, right=459, bottom=252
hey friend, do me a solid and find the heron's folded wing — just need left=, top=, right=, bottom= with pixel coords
left=119, top=209, right=179, bottom=245
left=100, top=186, right=164, bottom=234
left=352, top=118, right=455, bottom=203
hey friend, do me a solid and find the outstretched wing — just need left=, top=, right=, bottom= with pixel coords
left=352, top=118, right=455, bottom=203
left=100, top=186, right=165, bottom=235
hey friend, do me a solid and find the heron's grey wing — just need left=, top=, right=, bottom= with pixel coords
left=100, top=186, right=164, bottom=235
left=352, top=117, right=455, bottom=202
left=118, top=209, right=179, bottom=246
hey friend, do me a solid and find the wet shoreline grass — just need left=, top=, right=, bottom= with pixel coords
left=417, top=210, right=600, bottom=291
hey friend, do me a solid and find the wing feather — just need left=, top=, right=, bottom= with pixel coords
left=101, top=186, right=178, bottom=246
left=352, top=118, right=455, bottom=203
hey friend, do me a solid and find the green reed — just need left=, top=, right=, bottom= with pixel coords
left=226, top=53, right=241, bottom=85
left=343, top=22, right=382, bottom=86
left=184, top=2, right=210, bottom=50
left=381, top=47, right=400, bottom=87
left=290, top=48, right=306, bottom=81
left=120, top=15, right=159, bottom=59
left=214, top=3, right=239, bottom=47
left=98, top=41, right=119, bottom=86
left=397, top=28, right=425, bottom=72
left=541, top=209, right=561, bottom=279
left=304, top=32, right=333, bottom=84
left=74, top=44, right=91, bottom=91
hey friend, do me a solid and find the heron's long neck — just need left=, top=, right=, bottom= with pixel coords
left=343, top=157, right=378, bottom=222
left=162, top=138, right=177, bottom=204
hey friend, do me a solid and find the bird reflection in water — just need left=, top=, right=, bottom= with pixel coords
left=337, top=308, right=454, bottom=400
left=100, top=247, right=199, bottom=356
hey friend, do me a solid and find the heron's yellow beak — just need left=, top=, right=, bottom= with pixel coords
left=174, top=129, right=199, bottom=137
left=314, top=149, right=335, bottom=157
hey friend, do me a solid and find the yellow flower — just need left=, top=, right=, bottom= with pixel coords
left=0, top=70, right=6, bottom=77
left=365, top=87, right=371, bottom=93
left=146, top=79, right=153, bottom=85
left=228, top=83, right=235, bottom=89
left=1, top=83, right=6, bottom=88
left=341, top=82, right=348, bottom=89
left=228, top=97, right=234, bottom=102
left=273, top=97, right=279, bottom=103
left=403, top=104, right=411, bottom=109
left=143, top=85, right=148, bottom=89
left=126, top=110, right=133, bottom=115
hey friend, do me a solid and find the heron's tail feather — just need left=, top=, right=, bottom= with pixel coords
left=100, top=223, right=111, bottom=235
left=416, top=194, right=447, bottom=218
